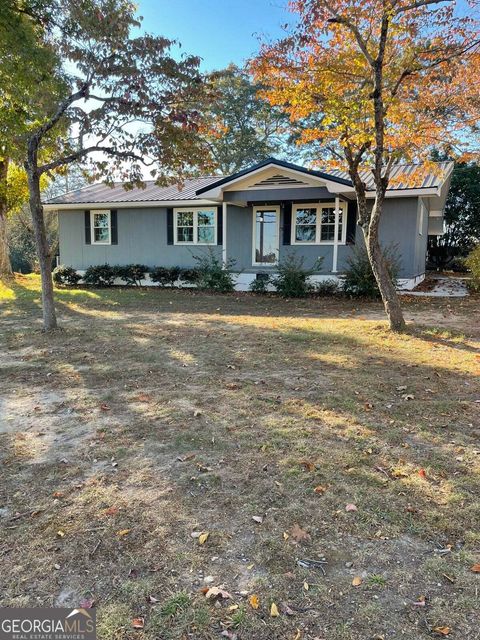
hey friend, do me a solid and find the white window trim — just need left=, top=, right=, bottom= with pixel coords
left=91, top=209, right=111, bottom=245
left=291, top=202, right=347, bottom=245
left=173, top=207, right=217, bottom=245
left=252, top=205, right=280, bottom=266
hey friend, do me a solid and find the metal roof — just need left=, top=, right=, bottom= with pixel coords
left=45, top=160, right=453, bottom=205
left=44, top=175, right=221, bottom=205
left=329, top=161, right=453, bottom=191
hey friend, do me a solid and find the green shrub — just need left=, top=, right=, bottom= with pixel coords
left=272, top=254, right=322, bottom=298
left=314, top=278, right=341, bottom=296
left=115, top=264, right=149, bottom=286
left=83, top=264, right=116, bottom=287
left=465, top=244, right=480, bottom=291
left=179, top=268, right=200, bottom=285
left=193, top=250, right=236, bottom=293
left=150, top=266, right=181, bottom=287
left=52, top=265, right=82, bottom=286
left=343, top=246, right=400, bottom=298
left=249, top=274, right=271, bottom=293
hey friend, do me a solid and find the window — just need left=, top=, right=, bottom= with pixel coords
left=253, top=206, right=279, bottom=265
left=91, top=210, right=111, bottom=245
left=292, top=203, right=346, bottom=244
left=174, top=208, right=216, bottom=245
left=294, top=207, right=317, bottom=242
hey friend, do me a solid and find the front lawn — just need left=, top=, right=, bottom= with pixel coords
left=1, top=275, right=479, bottom=639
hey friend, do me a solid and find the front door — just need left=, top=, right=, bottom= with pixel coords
left=252, top=206, right=279, bottom=266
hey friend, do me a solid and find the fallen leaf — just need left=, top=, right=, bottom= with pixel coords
left=352, top=576, right=363, bottom=587
left=418, top=468, right=427, bottom=480
left=116, top=529, right=131, bottom=536
left=79, top=598, right=94, bottom=609
left=433, top=627, right=451, bottom=636
left=303, top=581, right=309, bottom=591
left=134, top=393, right=151, bottom=402
left=290, top=523, right=310, bottom=543
left=52, top=491, right=64, bottom=499
left=177, top=453, right=196, bottom=462
left=280, top=602, right=295, bottom=616
left=402, top=394, right=415, bottom=401
left=252, top=516, right=263, bottom=524
left=196, top=463, right=213, bottom=473
left=283, top=531, right=289, bottom=541
left=249, top=594, right=259, bottom=609
left=364, top=402, right=374, bottom=411
left=314, top=485, right=327, bottom=494
left=56, top=530, right=65, bottom=538
left=228, top=604, right=239, bottom=611
left=270, top=602, right=280, bottom=617
left=205, top=586, right=232, bottom=600
left=299, top=460, right=315, bottom=472
left=396, top=385, right=407, bottom=391
left=132, top=618, right=144, bottom=629
left=198, top=532, right=209, bottom=545
left=100, top=403, right=110, bottom=411
left=293, top=630, right=301, bottom=640
left=412, top=596, right=426, bottom=607
left=146, top=595, right=160, bottom=604
left=345, top=503, right=358, bottom=512
left=103, top=506, right=118, bottom=517
left=221, top=631, right=237, bottom=639
left=470, top=563, right=480, bottom=573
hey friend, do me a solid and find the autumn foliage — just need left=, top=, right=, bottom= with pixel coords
left=252, top=0, right=479, bottom=168
left=252, top=0, right=480, bottom=331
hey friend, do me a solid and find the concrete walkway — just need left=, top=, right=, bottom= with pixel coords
left=401, top=276, right=470, bottom=297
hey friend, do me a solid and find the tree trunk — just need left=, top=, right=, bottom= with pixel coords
left=26, top=143, right=57, bottom=331
left=0, top=158, right=13, bottom=278
left=350, top=165, right=407, bottom=333
left=365, top=198, right=406, bottom=333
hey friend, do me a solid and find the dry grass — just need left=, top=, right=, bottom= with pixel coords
left=1, top=274, right=479, bottom=640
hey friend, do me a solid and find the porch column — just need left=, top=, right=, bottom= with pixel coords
left=332, top=195, right=340, bottom=273
left=222, top=201, right=227, bottom=266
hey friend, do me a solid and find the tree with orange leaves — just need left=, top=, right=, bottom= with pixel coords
left=252, top=0, right=480, bottom=331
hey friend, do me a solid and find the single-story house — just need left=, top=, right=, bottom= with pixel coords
left=44, top=157, right=453, bottom=290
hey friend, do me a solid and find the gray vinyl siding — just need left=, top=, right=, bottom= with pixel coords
left=428, top=216, right=444, bottom=236
left=58, top=208, right=222, bottom=269
left=377, top=196, right=424, bottom=278
left=58, top=195, right=425, bottom=279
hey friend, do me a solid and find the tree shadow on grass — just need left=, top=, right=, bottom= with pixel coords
left=1, top=279, right=479, bottom=638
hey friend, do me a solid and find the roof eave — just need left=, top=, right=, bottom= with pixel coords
left=365, top=187, right=440, bottom=198
left=43, top=198, right=220, bottom=210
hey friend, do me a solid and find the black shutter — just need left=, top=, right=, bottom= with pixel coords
left=110, top=210, right=118, bottom=244
left=282, top=202, right=292, bottom=245
left=346, top=200, right=357, bottom=245
left=167, top=208, right=174, bottom=245
left=84, top=210, right=91, bottom=244
left=217, top=206, right=223, bottom=245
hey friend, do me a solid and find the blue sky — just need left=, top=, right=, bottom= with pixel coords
left=136, top=0, right=292, bottom=71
